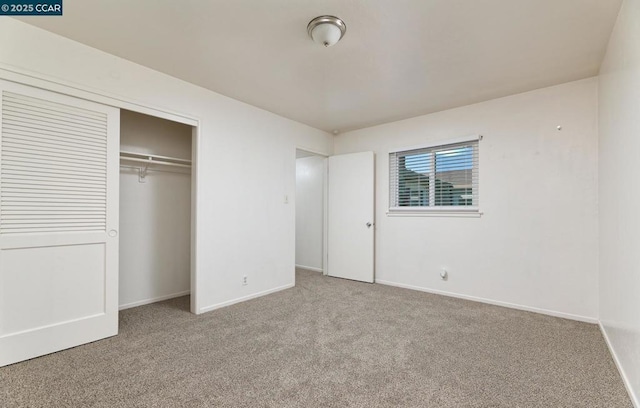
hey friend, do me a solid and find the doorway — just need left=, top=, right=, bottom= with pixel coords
left=119, top=110, right=194, bottom=312
left=295, top=149, right=327, bottom=275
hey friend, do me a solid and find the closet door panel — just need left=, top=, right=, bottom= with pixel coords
left=0, top=80, right=119, bottom=367
left=1, top=243, right=105, bottom=335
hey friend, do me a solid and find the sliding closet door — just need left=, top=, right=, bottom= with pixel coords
left=0, top=80, right=120, bottom=366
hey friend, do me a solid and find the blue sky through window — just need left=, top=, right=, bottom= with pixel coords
left=404, top=154, right=431, bottom=173
left=404, top=146, right=473, bottom=174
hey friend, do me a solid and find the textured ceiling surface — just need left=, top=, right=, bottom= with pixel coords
left=20, top=0, right=622, bottom=132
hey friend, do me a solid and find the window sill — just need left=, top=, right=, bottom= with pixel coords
left=387, top=208, right=483, bottom=218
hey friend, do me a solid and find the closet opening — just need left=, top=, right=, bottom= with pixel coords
left=119, top=109, right=195, bottom=313
left=295, top=148, right=328, bottom=279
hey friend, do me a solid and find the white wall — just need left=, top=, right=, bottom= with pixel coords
left=295, top=155, right=324, bottom=271
left=334, top=78, right=599, bottom=321
left=598, top=0, right=640, bottom=404
left=0, top=19, right=333, bottom=313
left=119, top=110, right=192, bottom=309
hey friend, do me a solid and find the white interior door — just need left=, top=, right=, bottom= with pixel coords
left=327, top=151, right=374, bottom=283
left=0, top=80, right=120, bottom=366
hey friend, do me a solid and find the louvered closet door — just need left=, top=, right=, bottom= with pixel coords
left=0, top=80, right=120, bottom=366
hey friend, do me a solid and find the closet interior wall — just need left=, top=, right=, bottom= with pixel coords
left=119, top=109, right=192, bottom=309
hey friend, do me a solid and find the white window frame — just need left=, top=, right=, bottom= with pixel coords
left=388, top=135, right=482, bottom=217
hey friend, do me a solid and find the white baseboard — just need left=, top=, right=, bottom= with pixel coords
left=375, top=279, right=598, bottom=324
left=198, top=283, right=294, bottom=314
left=599, top=323, right=639, bottom=407
left=295, top=264, right=323, bottom=273
left=119, top=290, right=191, bottom=310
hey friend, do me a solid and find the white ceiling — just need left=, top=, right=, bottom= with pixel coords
left=19, top=0, right=622, bottom=133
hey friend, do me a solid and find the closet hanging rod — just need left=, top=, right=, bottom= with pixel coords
left=119, top=164, right=189, bottom=176
left=120, top=156, right=191, bottom=169
left=120, top=150, right=192, bottom=165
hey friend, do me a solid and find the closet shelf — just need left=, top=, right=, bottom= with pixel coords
left=120, top=151, right=191, bottom=169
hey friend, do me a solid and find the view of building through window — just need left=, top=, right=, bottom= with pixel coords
left=394, top=144, right=476, bottom=207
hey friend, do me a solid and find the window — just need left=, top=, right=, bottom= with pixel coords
left=389, top=138, right=479, bottom=212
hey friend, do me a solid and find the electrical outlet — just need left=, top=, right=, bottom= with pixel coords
left=242, top=276, right=248, bottom=286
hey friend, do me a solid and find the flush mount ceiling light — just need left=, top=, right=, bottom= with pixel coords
left=307, top=15, right=346, bottom=47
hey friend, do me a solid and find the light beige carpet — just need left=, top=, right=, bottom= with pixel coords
left=0, top=269, right=632, bottom=407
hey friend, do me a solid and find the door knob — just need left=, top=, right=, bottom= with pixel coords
left=108, top=229, right=118, bottom=237
left=366, top=222, right=372, bottom=228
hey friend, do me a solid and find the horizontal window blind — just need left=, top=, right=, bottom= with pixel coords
left=389, top=139, right=479, bottom=209
left=0, top=91, right=108, bottom=234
